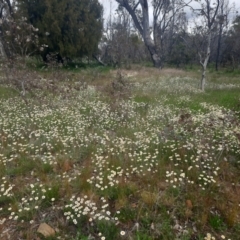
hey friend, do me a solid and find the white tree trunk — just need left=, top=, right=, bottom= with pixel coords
left=201, top=65, right=206, bottom=91
left=200, top=32, right=211, bottom=91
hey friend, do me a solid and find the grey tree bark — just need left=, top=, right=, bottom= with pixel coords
left=115, top=0, right=191, bottom=68
left=194, top=0, right=220, bottom=91
left=0, top=38, right=6, bottom=58
left=115, top=0, right=162, bottom=68
left=0, top=0, right=15, bottom=58
left=199, top=32, right=211, bottom=91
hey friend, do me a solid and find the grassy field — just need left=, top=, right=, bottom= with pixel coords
left=0, top=66, right=240, bottom=240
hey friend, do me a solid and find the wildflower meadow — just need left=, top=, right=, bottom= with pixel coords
left=0, top=67, right=239, bottom=240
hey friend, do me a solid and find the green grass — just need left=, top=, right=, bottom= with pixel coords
left=165, top=88, right=240, bottom=111
left=0, top=85, right=18, bottom=98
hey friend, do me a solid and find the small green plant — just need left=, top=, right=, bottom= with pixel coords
left=97, top=220, right=119, bottom=240
left=72, top=231, right=89, bottom=240
left=209, top=214, right=225, bottom=231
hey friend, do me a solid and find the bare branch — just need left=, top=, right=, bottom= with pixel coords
left=133, top=1, right=140, bottom=11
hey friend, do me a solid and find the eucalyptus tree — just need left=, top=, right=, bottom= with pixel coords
left=100, top=5, right=147, bottom=67
left=192, top=0, right=220, bottom=91
left=101, top=7, right=132, bottom=66
left=115, top=0, right=192, bottom=68
left=0, top=0, right=15, bottom=58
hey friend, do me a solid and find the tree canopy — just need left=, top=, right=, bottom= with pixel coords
left=16, top=0, right=103, bottom=59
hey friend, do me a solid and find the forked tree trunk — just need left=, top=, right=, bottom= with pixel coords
left=140, top=0, right=162, bottom=68
left=193, top=0, right=220, bottom=90
left=116, top=0, right=162, bottom=68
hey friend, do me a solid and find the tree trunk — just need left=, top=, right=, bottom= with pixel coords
left=201, top=65, right=206, bottom=91
left=116, top=0, right=162, bottom=68
left=200, top=32, right=211, bottom=91
left=215, top=23, right=223, bottom=71
left=152, top=54, right=162, bottom=68
left=141, top=0, right=162, bottom=68
left=93, top=54, right=106, bottom=66
left=147, top=45, right=162, bottom=68
left=231, top=53, right=235, bottom=71
left=0, top=38, right=6, bottom=59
